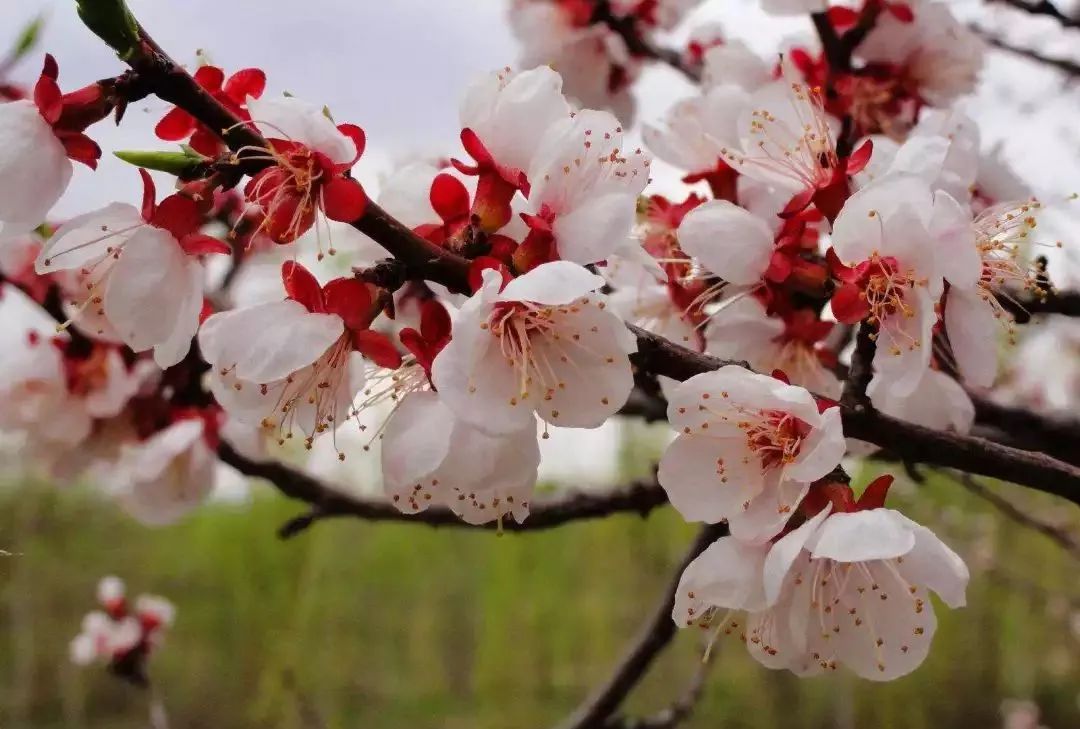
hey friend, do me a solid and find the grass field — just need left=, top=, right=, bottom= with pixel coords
left=1, top=461, right=1078, bottom=728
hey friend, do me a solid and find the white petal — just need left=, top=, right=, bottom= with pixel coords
left=0, top=101, right=72, bottom=231
left=36, top=203, right=144, bottom=273
left=870, top=286, right=936, bottom=398
left=553, top=191, right=637, bottom=264
left=153, top=259, right=204, bottom=368
left=199, top=300, right=342, bottom=383
left=763, top=505, right=831, bottom=605
left=499, top=260, right=604, bottom=305
left=894, top=513, right=970, bottom=608
left=381, top=390, right=454, bottom=493
left=930, top=190, right=980, bottom=289
left=831, top=175, right=934, bottom=265
left=672, top=536, right=770, bottom=627
left=888, top=136, right=950, bottom=185
left=247, top=95, right=357, bottom=165
left=729, top=477, right=809, bottom=544
left=103, top=227, right=193, bottom=353
left=678, top=200, right=773, bottom=285
left=807, top=509, right=916, bottom=563
left=658, top=435, right=763, bottom=523
left=785, top=407, right=845, bottom=483
left=949, top=286, right=1000, bottom=388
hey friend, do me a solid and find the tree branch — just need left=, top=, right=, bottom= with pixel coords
left=950, top=471, right=1080, bottom=559
left=988, top=0, right=1080, bottom=30
left=218, top=444, right=669, bottom=538
left=607, top=652, right=713, bottom=729
left=977, top=28, right=1080, bottom=76
left=841, top=323, right=876, bottom=409
left=555, top=524, right=727, bottom=729
left=999, top=288, right=1080, bottom=323
left=971, top=395, right=1080, bottom=467
left=592, top=1, right=702, bottom=83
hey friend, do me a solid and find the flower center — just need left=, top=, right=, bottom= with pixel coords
left=740, top=410, right=810, bottom=470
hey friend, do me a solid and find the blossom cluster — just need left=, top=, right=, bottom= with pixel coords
left=70, top=576, right=175, bottom=679
left=0, top=0, right=1068, bottom=685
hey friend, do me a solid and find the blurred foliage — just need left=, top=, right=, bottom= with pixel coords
left=0, top=464, right=1078, bottom=729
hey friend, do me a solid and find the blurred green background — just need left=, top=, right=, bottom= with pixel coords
left=1, top=443, right=1079, bottom=729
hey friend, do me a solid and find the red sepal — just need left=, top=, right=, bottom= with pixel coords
left=60, top=133, right=101, bottom=169
left=223, top=68, right=266, bottom=101
left=34, top=74, right=62, bottom=125
left=193, top=65, right=226, bottom=92
left=779, top=187, right=815, bottom=219
left=844, top=139, right=874, bottom=175
left=138, top=169, right=157, bottom=221
left=856, top=474, right=894, bottom=511
left=321, top=176, right=367, bottom=222
left=770, top=369, right=790, bottom=384
left=281, top=261, right=325, bottom=313
left=351, top=329, right=402, bottom=368
left=150, top=195, right=202, bottom=240
left=430, top=173, right=470, bottom=223
left=335, top=124, right=366, bottom=166
left=887, top=3, right=915, bottom=22
left=468, top=256, right=511, bottom=293
left=323, top=277, right=375, bottom=331
left=179, top=234, right=231, bottom=256
left=155, top=107, right=197, bottom=141
left=830, top=282, right=870, bottom=324
left=826, top=6, right=860, bottom=28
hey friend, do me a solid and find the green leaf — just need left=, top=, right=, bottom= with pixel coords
left=75, top=0, right=140, bottom=59
left=114, top=149, right=205, bottom=176
left=11, top=15, right=45, bottom=60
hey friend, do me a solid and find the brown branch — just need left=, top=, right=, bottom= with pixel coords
left=556, top=524, right=727, bottom=729
left=999, top=288, right=1080, bottom=323
left=977, top=28, right=1080, bottom=75
left=841, top=323, right=876, bottom=409
left=607, top=651, right=713, bottom=729
left=592, top=2, right=702, bottom=83
left=812, top=12, right=849, bottom=72
left=972, top=395, right=1080, bottom=467
left=988, top=0, right=1080, bottom=30
left=951, top=471, right=1080, bottom=559
left=218, top=444, right=669, bottom=538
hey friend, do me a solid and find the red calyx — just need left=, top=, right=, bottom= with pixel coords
left=683, top=161, right=739, bottom=203
left=451, top=128, right=528, bottom=233
left=280, top=262, right=401, bottom=368
left=414, top=173, right=472, bottom=246
left=827, top=248, right=902, bottom=324
left=137, top=170, right=231, bottom=256
left=399, top=299, right=452, bottom=380
left=156, top=65, right=267, bottom=156
left=32, top=54, right=103, bottom=169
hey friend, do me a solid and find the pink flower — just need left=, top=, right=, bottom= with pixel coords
left=674, top=493, right=969, bottom=680
left=518, top=110, right=650, bottom=267
left=35, top=171, right=229, bottom=368
left=659, top=366, right=845, bottom=542
left=829, top=173, right=975, bottom=397
left=381, top=389, right=540, bottom=525
left=431, top=261, right=637, bottom=434
left=199, top=262, right=398, bottom=451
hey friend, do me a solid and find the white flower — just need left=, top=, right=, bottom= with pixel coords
left=460, top=66, right=572, bottom=183
left=381, top=390, right=540, bottom=524
left=111, top=418, right=215, bottom=526
left=659, top=366, right=846, bottom=542
left=97, top=576, right=126, bottom=608
left=35, top=195, right=216, bottom=368
left=830, top=174, right=977, bottom=397
left=869, top=368, right=974, bottom=433
left=69, top=611, right=142, bottom=665
left=675, top=504, right=970, bottom=681
left=608, top=280, right=700, bottom=350
left=678, top=199, right=776, bottom=287
left=643, top=87, right=746, bottom=184
left=705, top=297, right=842, bottom=399
left=857, top=0, right=985, bottom=107
left=199, top=263, right=390, bottom=449
left=942, top=200, right=1045, bottom=387
left=524, top=109, right=650, bottom=264
left=702, top=42, right=772, bottom=91
left=135, top=595, right=176, bottom=629
left=431, top=262, right=637, bottom=434
left=0, top=100, right=73, bottom=236
left=855, top=108, right=980, bottom=206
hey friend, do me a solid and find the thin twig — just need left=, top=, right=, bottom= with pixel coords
left=555, top=524, right=727, bottom=729
left=219, top=444, right=669, bottom=538
left=592, top=1, right=702, bottom=82
left=988, top=0, right=1080, bottom=30
left=951, top=471, right=1080, bottom=559
left=608, top=650, right=714, bottom=729
left=977, top=28, right=1080, bottom=76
